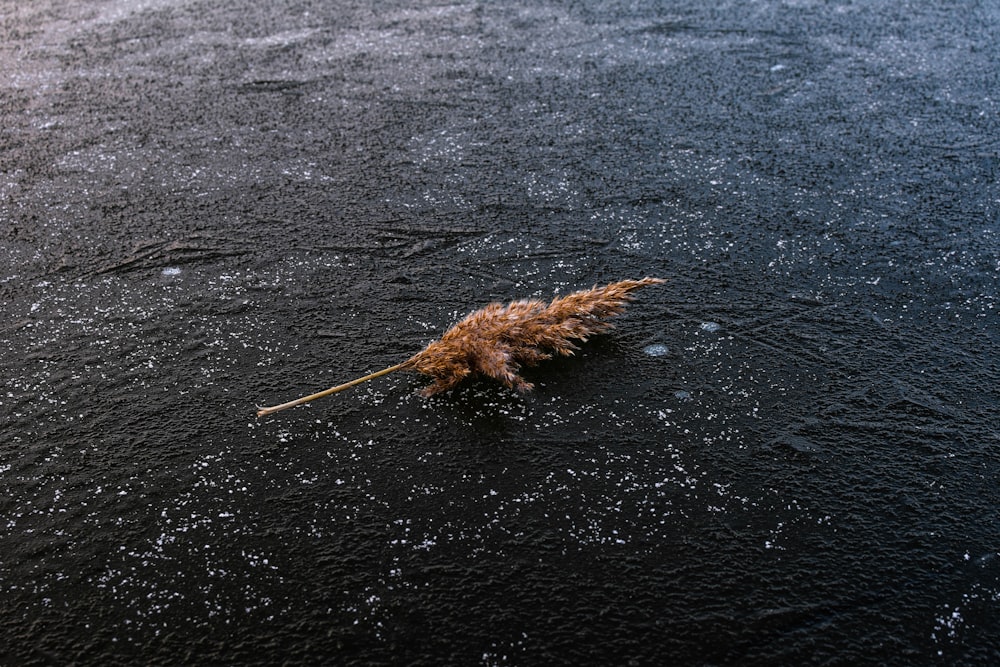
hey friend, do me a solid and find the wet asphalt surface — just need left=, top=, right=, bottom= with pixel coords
left=2, top=0, right=999, bottom=665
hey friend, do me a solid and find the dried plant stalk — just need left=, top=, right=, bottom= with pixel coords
left=256, top=277, right=664, bottom=417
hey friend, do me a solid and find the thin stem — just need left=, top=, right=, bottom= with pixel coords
left=256, top=362, right=408, bottom=417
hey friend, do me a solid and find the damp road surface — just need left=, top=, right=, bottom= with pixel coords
left=2, top=0, right=999, bottom=665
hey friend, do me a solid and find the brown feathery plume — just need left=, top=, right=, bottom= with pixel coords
left=256, top=277, right=664, bottom=416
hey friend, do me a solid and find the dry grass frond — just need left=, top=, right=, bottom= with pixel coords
left=256, top=277, right=664, bottom=416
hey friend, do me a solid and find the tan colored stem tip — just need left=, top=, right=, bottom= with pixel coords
left=255, top=363, right=407, bottom=417
left=255, top=277, right=664, bottom=416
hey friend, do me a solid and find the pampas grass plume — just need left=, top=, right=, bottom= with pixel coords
left=256, top=277, right=664, bottom=416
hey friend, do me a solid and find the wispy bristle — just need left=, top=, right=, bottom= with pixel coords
left=402, top=277, right=665, bottom=395
left=256, top=277, right=665, bottom=415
